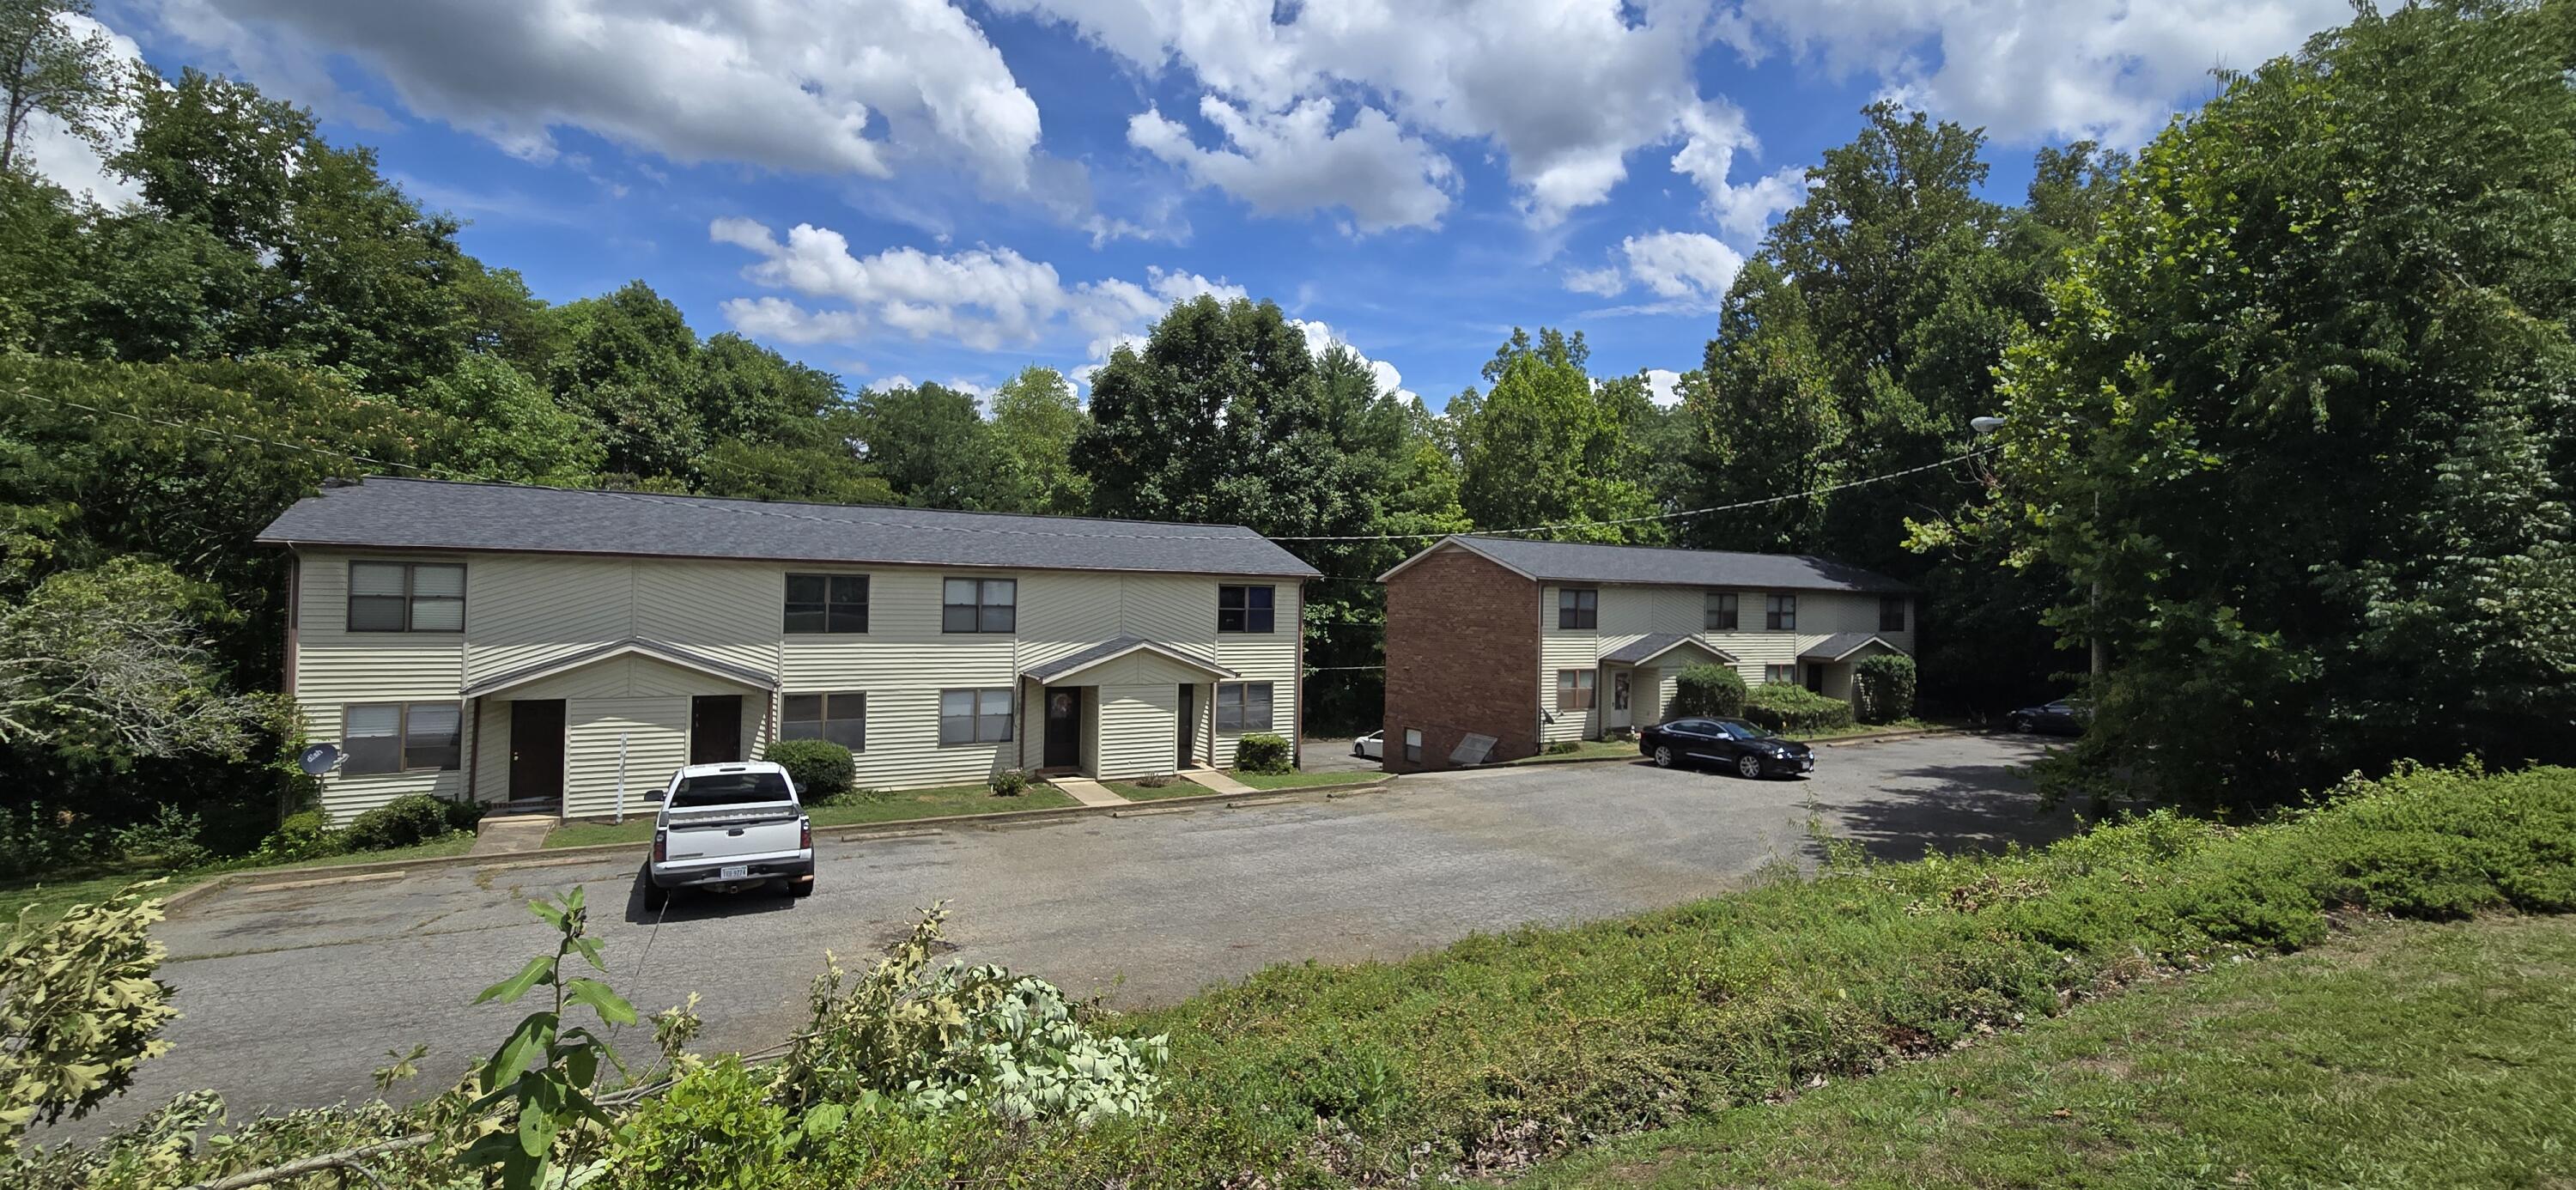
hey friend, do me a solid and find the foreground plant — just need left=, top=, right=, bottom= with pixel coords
left=0, top=883, right=177, bottom=1151
left=462, top=887, right=638, bottom=1190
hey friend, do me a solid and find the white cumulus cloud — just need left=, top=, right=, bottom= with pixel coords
left=1290, top=318, right=1414, bottom=402
left=1130, top=97, right=1455, bottom=233
left=1564, top=231, right=1746, bottom=315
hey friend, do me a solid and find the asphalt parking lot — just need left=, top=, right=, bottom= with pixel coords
left=70, top=734, right=2064, bottom=1135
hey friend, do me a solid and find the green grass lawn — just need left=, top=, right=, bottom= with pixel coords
left=542, top=783, right=1080, bottom=848
left=0, top=831, right=479, bottom=925
left=1102, top=777, right=1218, bottom=801
left=1230, top=768, right=1386, bottom=790
left=1508, top=913, right=2576, bottom=1189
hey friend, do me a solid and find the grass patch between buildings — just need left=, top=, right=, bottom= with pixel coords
left=1508, top=912, right=2576, bottom=1188
left=0, top=831, right=480, bottom=924
left=542, top=783, right=1080, bottom=848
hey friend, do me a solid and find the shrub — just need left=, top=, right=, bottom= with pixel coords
left=1669, top=664, right=1748, bottom=719
left=762, top=739, right=855, bottom=803
left=339, top=795, right=453, bottom=853
left=439, top=798, right=487, bottom=835
left=1235, top=732, right=1293, bottom=774
left=1852, top=654, right=1917, bottom=724
left=110, top=805, right=210, bottom=871
left=988, top=769, right=1030, bottom=798
left=1742, top=683, right=1856, bottom=734
left=1134, top=774, right=1173, bottom=789
left=611, top=1056, right=791, bottom=1187
left=0, top=804, right=113, bottom=882
left=256, top=811, right=342, bottom=863
left=1543, top=741, right=1582, bottom=756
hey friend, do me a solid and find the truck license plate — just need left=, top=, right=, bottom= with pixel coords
left=719, top=865, right=749, bottom=881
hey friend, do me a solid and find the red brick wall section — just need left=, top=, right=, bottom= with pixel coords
left=1382, top=546, right=1540, bottom=771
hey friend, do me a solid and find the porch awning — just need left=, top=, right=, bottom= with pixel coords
left=1600, top=632, right=1740, bottom=667
left=1023, top=635, right=1239, bottom=684
left=462, top=637, right=778, bottom=698
left=1798, top=633, right=1912, bottom=664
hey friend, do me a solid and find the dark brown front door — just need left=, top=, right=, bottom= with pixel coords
left=1805, top=665, right=1826, bottom=695
left=508, top=700, right=565, bottom=804
left=690, top=695, right=744, bottom=765
left=1043, top=686, right=1081, bottom=768
left=1177, top=683, right=1196, bottom=768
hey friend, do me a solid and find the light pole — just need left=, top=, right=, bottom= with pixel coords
left=1971, top=415, right=2105, bottom=680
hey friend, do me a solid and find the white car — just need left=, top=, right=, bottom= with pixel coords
left=1352, top=731, right=1383, bottom=760
left=644, top=762, right=814, bottom=910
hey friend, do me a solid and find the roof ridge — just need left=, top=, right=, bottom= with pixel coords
left=354, top=475, right=1267, bottom=537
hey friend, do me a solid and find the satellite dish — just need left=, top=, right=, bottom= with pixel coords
left=297, top=742, right=343, bottom=776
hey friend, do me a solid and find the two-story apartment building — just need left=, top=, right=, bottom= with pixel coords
left=1378, top=535, right=1913, bottom=771
left=258, top=478, right=1317, bottom=822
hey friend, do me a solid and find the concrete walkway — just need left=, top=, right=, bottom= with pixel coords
left=1047, top=776, right=1130, bottom=807
left=467, top=814, right=556, bottom=856
left=1181, top=767, right=1256, bottom=795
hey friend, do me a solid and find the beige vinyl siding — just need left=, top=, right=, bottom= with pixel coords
left=462, top=556, right=783, bottom=687
left=1539, top=585, right=1597, bottom=743
left=1212, top=583, right=1297, bottom=767
left=1095, top=683, right=1182, bottom=778
left=562, top=698, right=688, bottom=819
left=293, top=551, right=470, bottom=820
left=471, top=698, right=510, bottom=802
left=783, top=568, right=1017, bottom=790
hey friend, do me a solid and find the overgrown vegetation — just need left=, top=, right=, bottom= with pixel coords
left=759, top=739, right=854, bottom=803
left=1741, top=683, right=1856, bottom=734
left=1851, top=653, right=1917, bottom=724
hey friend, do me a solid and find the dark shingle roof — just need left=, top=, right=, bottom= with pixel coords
left=1423, top=535, right=1911, bottom=593
left=1800, top=632, right=1912, bottom=662
left=257, top=478, right=1321, bottom=579
left=1600, top=632, right=1739, bottom=665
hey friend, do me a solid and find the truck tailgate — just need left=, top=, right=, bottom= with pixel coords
left=661, top=802, right=803, bottom=863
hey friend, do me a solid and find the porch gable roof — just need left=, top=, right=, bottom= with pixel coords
left=1601, top=632, right=1741, bottom=667
left=462, top=637, right=778, bottom=698
left=1022, top=635, right=1239, bottom=684
left=1798, top=632, right=1912, bottom=663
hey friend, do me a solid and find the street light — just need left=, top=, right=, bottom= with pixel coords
left=1971, top=412, right=2106, bottom=680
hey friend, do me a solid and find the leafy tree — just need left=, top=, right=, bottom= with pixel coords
left=0, top=0, right=123, bottom=178
left=410, top=355, right=605, bottom=485
left=987, top=365, right=1090, bottom=514
left=854, top=380, right=1012, bottom=510
left=0, top=557, right=272, bottom=760
left=1078, top=295, right=1318, bottom=525
left=695, top=332, right=841, bottom=444
left=1450, top=327, right=1662, bottom=543
left=1979, top=0, right=2576, bottom=807
left=542, top=281, right=704, bottom=477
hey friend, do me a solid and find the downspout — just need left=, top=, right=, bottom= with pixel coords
left=1293, top=578, right=1307, bottom=771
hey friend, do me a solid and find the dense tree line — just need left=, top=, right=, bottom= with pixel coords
left=2, top=0, right=2567, bottom=854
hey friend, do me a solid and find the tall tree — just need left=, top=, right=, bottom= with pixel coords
left=1980, top=0, right=2576, bottom=807
left=1450, top=327, right=1662, bottom=542
left=0, top=0, right=121, bottom=178
left=987, top=365, right=1090, bottom=514
left=542, top=281, right=703, bottom=478
left=854, top=380, right=1012, bottom=510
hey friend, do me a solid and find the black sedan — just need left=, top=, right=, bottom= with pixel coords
left=1638, top=717, right=1815, bottom=778
left=2008, top=700, right=2089, bottom=736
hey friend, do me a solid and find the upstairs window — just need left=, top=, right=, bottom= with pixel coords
left=782, top=692, right=867, bottom=751
left=942, top=578, right=1017, bottom=634
left=785, top=574, right=869, bottom=634
left=1216, top=682, right=1273, bottom=731
left=1557, top=588, right=1598, bottom=629
left=1880, top=596, right=1907, bottom=632
left=1704, top=592, right=1739, bottom=631
left=1218, top=585, right=1275, bottom=633
left=1765, top=593, right=1798, bottom=631
left=348, top=562, right=464, bottom=633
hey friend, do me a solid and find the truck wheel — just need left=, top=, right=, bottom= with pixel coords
left=642, top=882, right=669, bottom=912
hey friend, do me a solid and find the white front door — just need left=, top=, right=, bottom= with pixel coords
left=1607, top=666, right=1633, bottom=732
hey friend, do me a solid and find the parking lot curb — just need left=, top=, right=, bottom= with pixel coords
left=159, top=776, right=1401, bottom=915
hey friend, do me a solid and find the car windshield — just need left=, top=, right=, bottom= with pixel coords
left=669, top=770, right=793, bottom=808
left=1716, top=720, right=1773, bottom=740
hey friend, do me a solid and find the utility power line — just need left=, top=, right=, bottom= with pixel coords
left=9, top=387, right=1996, bottom=549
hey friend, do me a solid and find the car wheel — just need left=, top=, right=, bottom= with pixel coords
left=2012, top=715, right=2035, bottom=734
left=1352, top=744, right=1366, bottom=757
left=1652, top=744, right=1674, bottom=768
left=641, top=882, right=669, bottom=912
left=1735, top=754, right=1763, bottom=779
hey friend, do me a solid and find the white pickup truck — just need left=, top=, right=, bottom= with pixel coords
left=643, top=761, right=815, bottom=909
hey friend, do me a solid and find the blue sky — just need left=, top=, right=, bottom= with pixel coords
left=52, top=1, right=2348, bottom=410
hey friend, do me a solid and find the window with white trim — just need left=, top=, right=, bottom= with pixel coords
left=347, top=562, right=464, bottom=632
left=782, top=692, right=866, bottom=750
left=939, top=688, right=1013, bottom=744
left=1215, top=682, right=1273, bottom=731
left=942, top=579, right=1017, bottom=633
left=341, top=702, right=461, bottom=774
